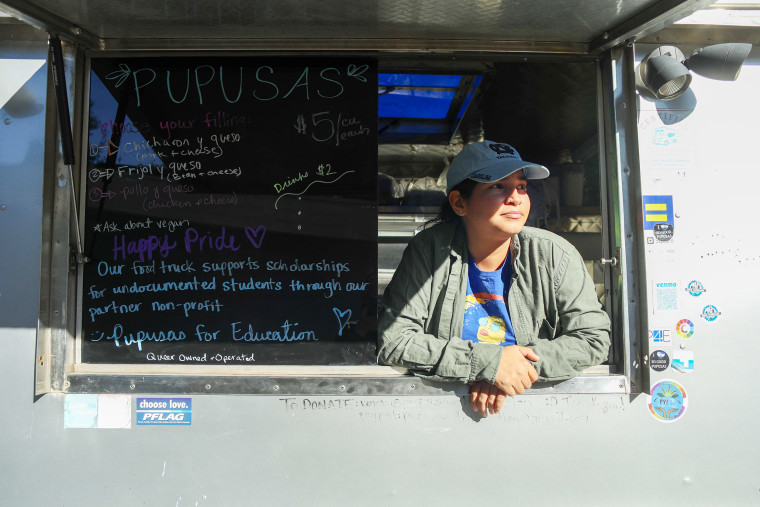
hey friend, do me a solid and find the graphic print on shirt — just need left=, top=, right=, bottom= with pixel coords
left=465, top=295, right=507, bottom=343
left=462, top=254, right=516, bottom=346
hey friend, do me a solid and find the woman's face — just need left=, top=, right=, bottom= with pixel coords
left=455, top=171, right=531, bottom=242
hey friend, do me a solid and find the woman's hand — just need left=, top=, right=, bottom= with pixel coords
left=493, top=346, right=539, bottom=396
left=469, top=380, right=506, bottom=417
left=469, top=347, right=539, bottom=417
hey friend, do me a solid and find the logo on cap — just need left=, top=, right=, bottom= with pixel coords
left=488, top=143, right=516, bottom=157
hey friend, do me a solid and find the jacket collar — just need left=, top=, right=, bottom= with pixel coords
left=448, top=219, right=523, bottom=266
left=450, top=221, right=467, bottom=262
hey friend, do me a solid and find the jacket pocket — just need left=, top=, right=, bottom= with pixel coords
left=538, top=318, right=557, bottom=339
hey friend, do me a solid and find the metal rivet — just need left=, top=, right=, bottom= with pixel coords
left=410, top=384, right=416, bottom=390
left=129, top=383, right=135, bottom=390
left=205, top=384, right=211, bottom=390
left=339, top=385, right=345, bottom=391
left=273, top=385, right=279, bottom=391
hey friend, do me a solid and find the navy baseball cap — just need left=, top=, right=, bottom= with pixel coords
left=446, top=141, right=550, bottom=194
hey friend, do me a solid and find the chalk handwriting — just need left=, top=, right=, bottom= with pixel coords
left=346, top=64, right=369, bottom=82
left=333, top=307, right=354, bottom=336
left=231, top=320, right=317, bottom=342
left=266, top=258, right=349, bottom=277
left=273, top=164, right=355, bottom=209
left=105, top=63, right=365, bottom=107
left=88, top=300, right=143, bottom=322
left=150, top=299, right=223, bottom=318
left=221, top=277, right=282, bottom=292
left=112, top=234, right=177, bottom=261
left=184, top=226, right=241, bottom=254
left=90, top=323, right=187, bottom=350
left=142, top=192, right=238, bottom=211
left=112, top=277, right=217, bottom=294
left=244, top=225, right=266, bottom=248
left=92, top=221, right=121, bottom=232
left=88, top=187, right=118, bottom=201
left=293, top=111, right=371, bottom=146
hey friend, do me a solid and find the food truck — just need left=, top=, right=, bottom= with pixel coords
left=1, top=0, right=758, bottom=504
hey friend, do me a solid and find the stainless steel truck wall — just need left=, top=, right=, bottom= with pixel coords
left=2, top=41, right=760, bottom=507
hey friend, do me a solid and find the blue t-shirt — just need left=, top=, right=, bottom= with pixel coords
left=462, top=252, right=516, bottom=346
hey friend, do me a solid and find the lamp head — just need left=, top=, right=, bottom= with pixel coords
left=685, top=43, right=752, bottom=81
left=639, top=46, right=692, bottom=101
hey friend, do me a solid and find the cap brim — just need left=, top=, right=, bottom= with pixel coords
left=467, top=159, right=550, bottom=184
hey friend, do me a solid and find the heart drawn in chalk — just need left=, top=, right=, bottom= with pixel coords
left=333, top=308, right=352, bottom=336
left=244, top=225, right=266, bottom=248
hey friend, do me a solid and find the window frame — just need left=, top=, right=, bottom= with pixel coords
left=36, top=45, right=642, bottom=397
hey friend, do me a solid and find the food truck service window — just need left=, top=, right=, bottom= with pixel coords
left=37, top=51, right=639, bottom=396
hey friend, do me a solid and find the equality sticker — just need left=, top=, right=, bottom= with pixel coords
left=701, top=305, right=721, bottom=322
left=648, top=379, right=688, bottom=423
left=136, top=398, right=192, bottom=425
left=642, top=195, right=674, bottom=236
left=672, top=351, right=694, bottom=373
left=676, top=319, right=694, bottom=339
left=685, top=280, right=706, bottom=297
left=649, top=350, right=670, bottom=372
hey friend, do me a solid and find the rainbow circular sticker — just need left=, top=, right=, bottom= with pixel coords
left=676, top=319, right=694, bottom=338
left=648, top=379, right=688, bottom=423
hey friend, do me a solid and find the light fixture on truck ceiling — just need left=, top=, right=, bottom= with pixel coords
left=636, top=43, right=753, bottom=100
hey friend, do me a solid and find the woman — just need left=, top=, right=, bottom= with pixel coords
left=378, top=141, right=610, bottom=417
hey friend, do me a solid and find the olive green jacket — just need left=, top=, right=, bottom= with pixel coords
left=377, top=221, right=611, bottom=383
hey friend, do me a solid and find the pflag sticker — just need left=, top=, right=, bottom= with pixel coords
left=642, top=195, right=674, bottom=232
left=648, top=380, right=688, bottom=423
left=136, top=398, right=192, bottom=425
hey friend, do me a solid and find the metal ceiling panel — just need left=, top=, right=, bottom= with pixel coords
left=1, top=0, right=713, bottom=53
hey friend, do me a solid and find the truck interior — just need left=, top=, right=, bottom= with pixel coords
left=0, top=0, right=720, bottom=395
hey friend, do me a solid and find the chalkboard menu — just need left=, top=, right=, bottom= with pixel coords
left=82, top=57, right=377, bottom=365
